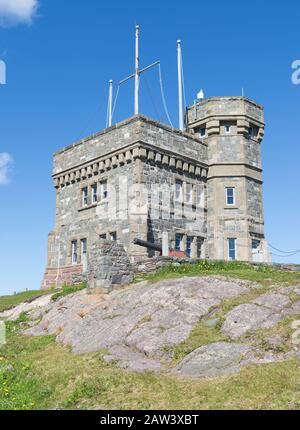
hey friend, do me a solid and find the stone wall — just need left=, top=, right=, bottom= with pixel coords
left=87, top=241, right=134, bottom=292
left=41, top=264, right=83, bottom=290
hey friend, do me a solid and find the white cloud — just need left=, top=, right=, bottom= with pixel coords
left=0, top=153, right=13, bottom=185
left=0, top=0, right=39, bottom=26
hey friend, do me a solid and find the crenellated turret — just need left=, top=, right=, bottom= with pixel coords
left=186, top=96, right=270, bottom=263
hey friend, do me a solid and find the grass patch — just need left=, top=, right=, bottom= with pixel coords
left=51, top=283, right=87, bottom=302
left=1, top=319, right=300, bottom=409
left=169, top=285, right=272, bottom=363
left=1, top=263, right=300, bottom=410
left=142, top=260, right=300, bottom=287
left=0, top=290, right=53, bottom=313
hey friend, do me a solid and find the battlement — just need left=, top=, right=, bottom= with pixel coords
left=186, top=96, right=265, bottom=143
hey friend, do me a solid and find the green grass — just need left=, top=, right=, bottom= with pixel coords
left=1, top=317, right=300, bottom=410
left=51, top=283, right=87, bottom=302
left=141, top=260, right=300, bottom=286
left=0, top=290, right=53, bottom=313
left=1, top=262, right=300, bottom=410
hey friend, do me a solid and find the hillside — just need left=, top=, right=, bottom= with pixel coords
left=1, top=262, right=300, bottom=410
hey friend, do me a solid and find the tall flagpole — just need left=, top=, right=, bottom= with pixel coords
left=119, top=25, right=159, bottom=118
left=134, top=25, right=140, bottom=115
left=177, top=40, right=184, bottom=131
left=108, top=80, right=113, bottom=127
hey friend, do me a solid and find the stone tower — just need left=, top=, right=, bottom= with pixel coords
left=186, top=96, right=270, bottom=262
left=41, top=96, right=270, bottom=290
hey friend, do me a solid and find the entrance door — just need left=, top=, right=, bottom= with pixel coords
left=252, top=239, right=261, bottom=262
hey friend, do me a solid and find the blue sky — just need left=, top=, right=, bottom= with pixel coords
left=0, top=0, right=299, bottom=295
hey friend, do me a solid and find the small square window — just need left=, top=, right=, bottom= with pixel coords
left=199, top=128, right=206, bottom=138
left=226, top=187, right=235, bottom=206
left=248, top=125, right=259, bottom=138
left=225, top=124, right=231, bottom=134
left=252, top=239, right=260, bottom=250
left=99, top=234, right=107, bottom=240
left=110, top=232, right=117, bottom=241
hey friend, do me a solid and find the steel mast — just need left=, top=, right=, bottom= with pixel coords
left=177, top=40, right=184, bottom=131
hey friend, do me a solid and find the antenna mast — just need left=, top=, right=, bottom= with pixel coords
left=134, top=25, right=140, bottom=115
left=119, top=25, right=160, bottom=117
left=108, top=80, right=113, bottom=127
left=177, top=40, right=184, bottom=131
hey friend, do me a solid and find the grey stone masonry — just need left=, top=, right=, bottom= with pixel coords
left=42, top=97, right=270, bottom=290
left=87, top=241, right=133, bottom=292
left=186, top=97, right=270, bottom=263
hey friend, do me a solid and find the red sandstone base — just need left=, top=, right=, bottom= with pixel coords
left=41, top=265, right=83, bottom=290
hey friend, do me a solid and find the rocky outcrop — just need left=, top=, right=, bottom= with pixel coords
left=23, top=276, right=249, bottom=372
left=221, top=291, right=300, bottom=339
left=0, top=294, right=53, bottom=321
left=4, top=276, right=300, bottom=379
left=174, top=342, right=253, bottom=378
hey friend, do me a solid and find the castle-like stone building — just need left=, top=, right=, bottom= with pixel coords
left=42, top=96, right=270, bottom=289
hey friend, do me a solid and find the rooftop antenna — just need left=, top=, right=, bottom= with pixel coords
left=134, top=25, right=140, bottom=115
left=177, top=40, right=184, bottom=131
left=108, top=80, right=113, bottom=127
left=119, top=25, right=160, bottom=116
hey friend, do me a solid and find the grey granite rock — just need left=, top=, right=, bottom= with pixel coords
left=174, top=342, right=252, bottom=378
left=0, top=294, right=53, bottom=321
left=23, top=276, right=249, bottom=371
left=221, top=304, right=281, bottom=339
left=253, top=293, right=291, bottom=311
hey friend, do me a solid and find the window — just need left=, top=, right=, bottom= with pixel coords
left=100, top=181, right=108, bottom=200
left=228, top=238, right=237, bottom=261
left=225, top=124, right=231, bottom=134
left=81, top=238, right=87, bottom=256
left=99, top=234, right=107, bottom=240
left=252, top=239, right=260, bottom=250
left=186, top=236, right=193, bottom=258
left=82, top=187, right=88, bottom=207
left=110, top=232, right=117, bottom=241
left=175, top=233, right=183, bottom=251
left=91, top=184, right=98, bottom=204
left=185, top=183, right=193, bottom=204
left=199, top=127, right=206, bottom=138
left=226, top=187, right=235, bottom=206
left=81, top=239, right=87, bottom=271
left=249, top=126, right=258, bottom=138
left=196, top=186, right=204, bottom=207
left=71, top=240, right=78, bottom=264
left=196, top=238, right=203, bottom=258
left=175, top=180, right=183, bottom=201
